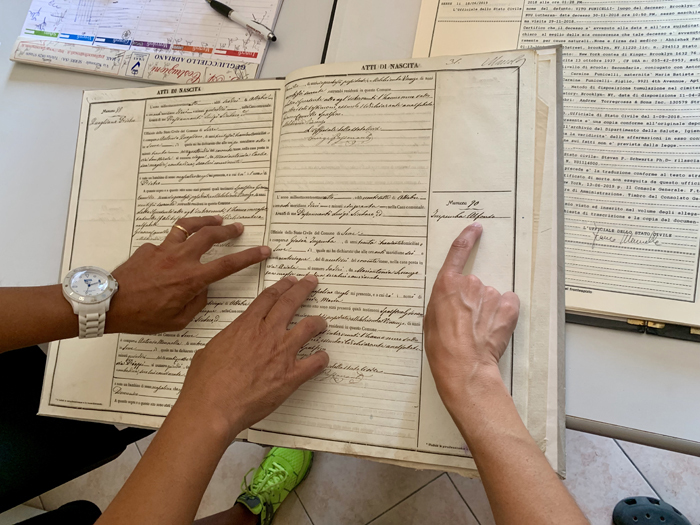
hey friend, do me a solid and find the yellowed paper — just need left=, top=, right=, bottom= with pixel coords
left=40, top=79, right=284, bottom=428
left=40, top=48, right=561, bottom=474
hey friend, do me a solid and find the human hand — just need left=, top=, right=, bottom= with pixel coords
left=106, top=216, right=270, bottom=335
left=424, top=223, right=520, bottom=410
left=174, top=274, right=329, bottom=441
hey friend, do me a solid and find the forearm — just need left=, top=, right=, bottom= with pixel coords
left=97, top=401, right=237, bottom=525
left=0, top=285, right=78, bottom=353
left=450, top=367, right=587, bottom=525
left=0, top=283, right=156, bottom=353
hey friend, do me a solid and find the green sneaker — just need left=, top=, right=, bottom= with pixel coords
left=236, top=447, right=313, bottom=525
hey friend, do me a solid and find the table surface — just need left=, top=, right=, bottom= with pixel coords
left=2, top=0, right=699, bottom=455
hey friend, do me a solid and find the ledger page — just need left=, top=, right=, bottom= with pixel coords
left=248, top=49, right=538, bottom=469
left=415, top=0, right=700, bottom=326
left=40, top=80, right=283, bottom=428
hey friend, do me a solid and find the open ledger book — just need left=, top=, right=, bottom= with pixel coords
left=40, top=48, right=565, bottom=476
left=415, top=0, right=700, bottom=341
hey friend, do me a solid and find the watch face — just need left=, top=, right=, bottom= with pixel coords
left=63, top=266, right=117, bottom=305
left=70, top=269, right=110, bottom=297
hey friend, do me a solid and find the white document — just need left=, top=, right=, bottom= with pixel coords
left=10, top=37, right=259, bottom=83
left=12, top=0, right=284, bottom=82
left=414, top=0, right=700, bottom=327
left=40, top=49, right=563, bottom=475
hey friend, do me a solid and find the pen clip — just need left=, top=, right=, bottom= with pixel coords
left=251, top=20, right=273, bottom=32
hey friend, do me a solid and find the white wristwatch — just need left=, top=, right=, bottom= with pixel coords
left=62, top=266, right=119, bottom=338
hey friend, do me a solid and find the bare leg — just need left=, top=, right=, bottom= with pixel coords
left=192, top=503, right=258, bottom=525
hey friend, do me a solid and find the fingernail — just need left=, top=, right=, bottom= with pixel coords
left=472, top=222, right=482, bottom=230
left=304, top=274, right=318, bottom=284
left=234, top=222, right=244, bottom=233
left=286, top=275, right=298, bottom=282
left=260, top=246, right=271, bottom=257
left=215, top=215, right=224, bottom=223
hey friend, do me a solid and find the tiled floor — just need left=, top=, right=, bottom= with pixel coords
left=5, top=429, right=700, bottom=525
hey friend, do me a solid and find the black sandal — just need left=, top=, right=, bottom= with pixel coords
left=613, top=496, right=691, bottom=525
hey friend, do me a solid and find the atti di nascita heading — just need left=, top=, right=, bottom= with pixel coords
left=361, top=62, right=421, bottom=70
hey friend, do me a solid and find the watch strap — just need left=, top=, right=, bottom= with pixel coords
left=80, top=311, right=107, bottom=338
left=73, top=300, right=110, bottom=339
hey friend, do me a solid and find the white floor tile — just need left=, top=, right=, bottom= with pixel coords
left=295, top=452, right=442, bottom=525
left=0, top=504, right=45, bottom=524
left=40, top=443, right=141, bottom=512
left=449, top=431, right=660, bottom=525
left=22, top=497, right=43, bottom=511
left=31, top=427, right=687, bottom=525
left=448, top=474, right=496, bottom=525
left=135, top=432, right=155, bottom=456
left=618, top=440, right=700, bottom=524
left=42, top=436, right=308, bottom=522
left=195, top=442, right=269, bottom=520
left=370, top=474, right=478, bottom=525
left=564, top=430, right=657, bottom=525
left=274, top=491, right=313, bottom=525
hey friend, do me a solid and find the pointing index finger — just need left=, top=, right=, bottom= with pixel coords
left=199, top=245, right=271, bottom=285
left=440, top=223, right=483, bottom=275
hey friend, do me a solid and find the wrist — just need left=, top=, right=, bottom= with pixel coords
left=441, top=362, right=506, bottom=417
left=442, top=363, right=519, bottom=443
left=104, top=295, right=127, bottom=334
left=169, top=396, right=244, bottom=448
left=49, top=284, right=80, bottom=340
left=104, top=271, right=127, bottom=334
